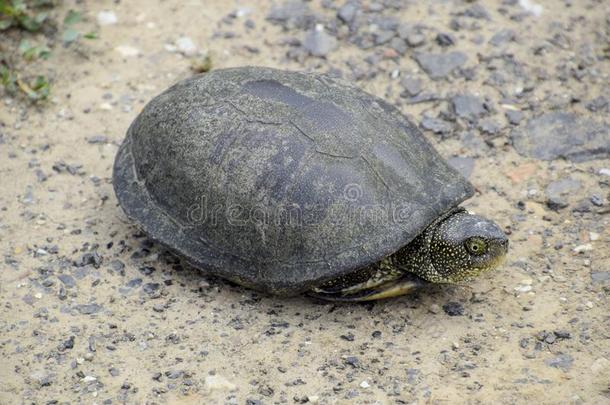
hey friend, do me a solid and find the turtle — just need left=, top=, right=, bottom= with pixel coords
left=113, top=66, right=508, bottom=301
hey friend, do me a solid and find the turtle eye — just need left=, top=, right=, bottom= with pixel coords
left=465, top=238, right=487, bottom=256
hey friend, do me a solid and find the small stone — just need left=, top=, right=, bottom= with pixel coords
left=545, top=354, right=573, bottom=371
left=505, top=110, right=524, bottom=125
left=29, top=370, right=54, bottom=387
left=443, top=302, right=464, bottom=316
left=345, top=356, right=359, bottom=367
left=420, top=117, right=453, bottom=135
left=404, top=32, right=425, bottom=47
left=97, top=11, right=117, bottom=26
left=400, top=76, right=422, bottom=96
left=75, top=303, right=102, bottom=315
left=436, top=33, right=455, bottom=47
left=545, top=178, right=581, bottom=210
left=413, top=52, right=467, bottom=80
left=337, top=2, right=359, bottom=24
left=176, top=37, right=197, bottom=57
left=360, top=380, right=370, bottom=388
left=489, top=29, right=515, bottom=46
left=511, top=112, right=609, bottom=162
left=115, top=45, right=140, bottom=57
left=57, top=274, right=76, bottom=288
left=76, top=252, right=102, bottom=268
left=303, top=24, right=337, bottom=57
left=452, top=94, right=487, bottom=122
left=267, top=0, right=313, bottom=30
left=204, top=375, right=236, bottom=392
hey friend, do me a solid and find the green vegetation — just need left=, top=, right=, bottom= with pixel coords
left=0, top=0, right=97, bottom=102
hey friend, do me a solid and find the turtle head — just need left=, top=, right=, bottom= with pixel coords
left=425, top=209, right=508, bottom=283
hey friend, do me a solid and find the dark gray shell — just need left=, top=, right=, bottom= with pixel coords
left=113, top=66, right=474, bottom=296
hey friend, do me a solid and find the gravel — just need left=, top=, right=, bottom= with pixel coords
left=413, top=52, right=468, bottom=80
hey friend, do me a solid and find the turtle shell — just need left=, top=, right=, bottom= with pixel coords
left=113, top=66, right=474, bottom=296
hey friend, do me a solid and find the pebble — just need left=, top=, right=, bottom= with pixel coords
left=266, top=0, right=312, bottom=30
left=303, top=24, right=337, bottom=57
left=545, top=354, right=573, bottom=371
left=452, top=94, right=487, bottom=122
left=75, top=303, right=102, bottom=315
left=505, top=110, right=524, bottom=125
left=175, top=37, right=197, bottom=57
left=400, top=76, right=422, bottom=96
left=511, top=112, right=609, bottom=162
left=29, top=370, right=54, bottom=387
left=359, top=380, right=370, bottom=388
left=545, top=178, right=581, bottom=210
left=443, top=302, right=464, bottom=316
left=337, top=2, right=359, bottom=24
left=420, top=116, right=453, bottom=135
left=204, top=375, right=236, bottom=392
left=489, top=29, right=515, bottom=46
left=413, top=52, right=467, bottom=80
left=97, top=11, right=118, bottom=26
left=115, top=45, right=140, bottom=57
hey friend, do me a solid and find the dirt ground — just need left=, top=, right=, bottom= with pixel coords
left=1, top=0, right=608, bottom=404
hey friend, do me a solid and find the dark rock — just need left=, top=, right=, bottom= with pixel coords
left=405, top=32, right=426, bottom=47
left=76, top=252, right=102, bottom=268
left=340, top=332, right=355, bottom=341
left=505, top=110, right=524, bottom=125
left=303, top=28, right=337, bottom=57
left=139, top=266, right=156, bottom=276
left=345, top=356, right=359, bottom=367
left=414, top=52, right=467, bottom=80
left=400, top=76, right=422, bottom=97
left=436, top=33, right=455, bottom=47
left=586, top=96, right=608, bottom=113
left=389, top=37, right=408, bottom=55
left=143, top=282, right=161, bottom=295
left=421, top=117, right=454, bottom=135
left=126, top=278, right=143, bottom=288
left=57, top=274, right=76, bottom=288
left=266, top=1, right=313, bottom=29
left=545, top=178, right=581, bottom=210
left=452, top=94, right=487, bottom=122
left=511, top=112, right=609, bottom=162
left=590, top=195, right=604, bottom=207
left=553, top=330, right=571, bottom=340
left=59, top=336, right=75, bottom=351
left=545, top=354, right=573, bottom=371
left=75, top=303, right=102, bottom=315
left=165, top=370, right=184, bottom=379
left=337, top=1, right=359, bottom=24
left=448, top=157, right=475, bottom=178
left=109, top=368, right=120, bottom=377
left=478, top=119, right=502, bottom=135
left=461, top=4, right=490, bottom=19
left=443, top=302, right=464, bottom=316
left=375, top=30, right=395, bottom=45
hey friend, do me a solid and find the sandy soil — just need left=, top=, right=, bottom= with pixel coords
left=1, top=0, right=608, bottom=404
